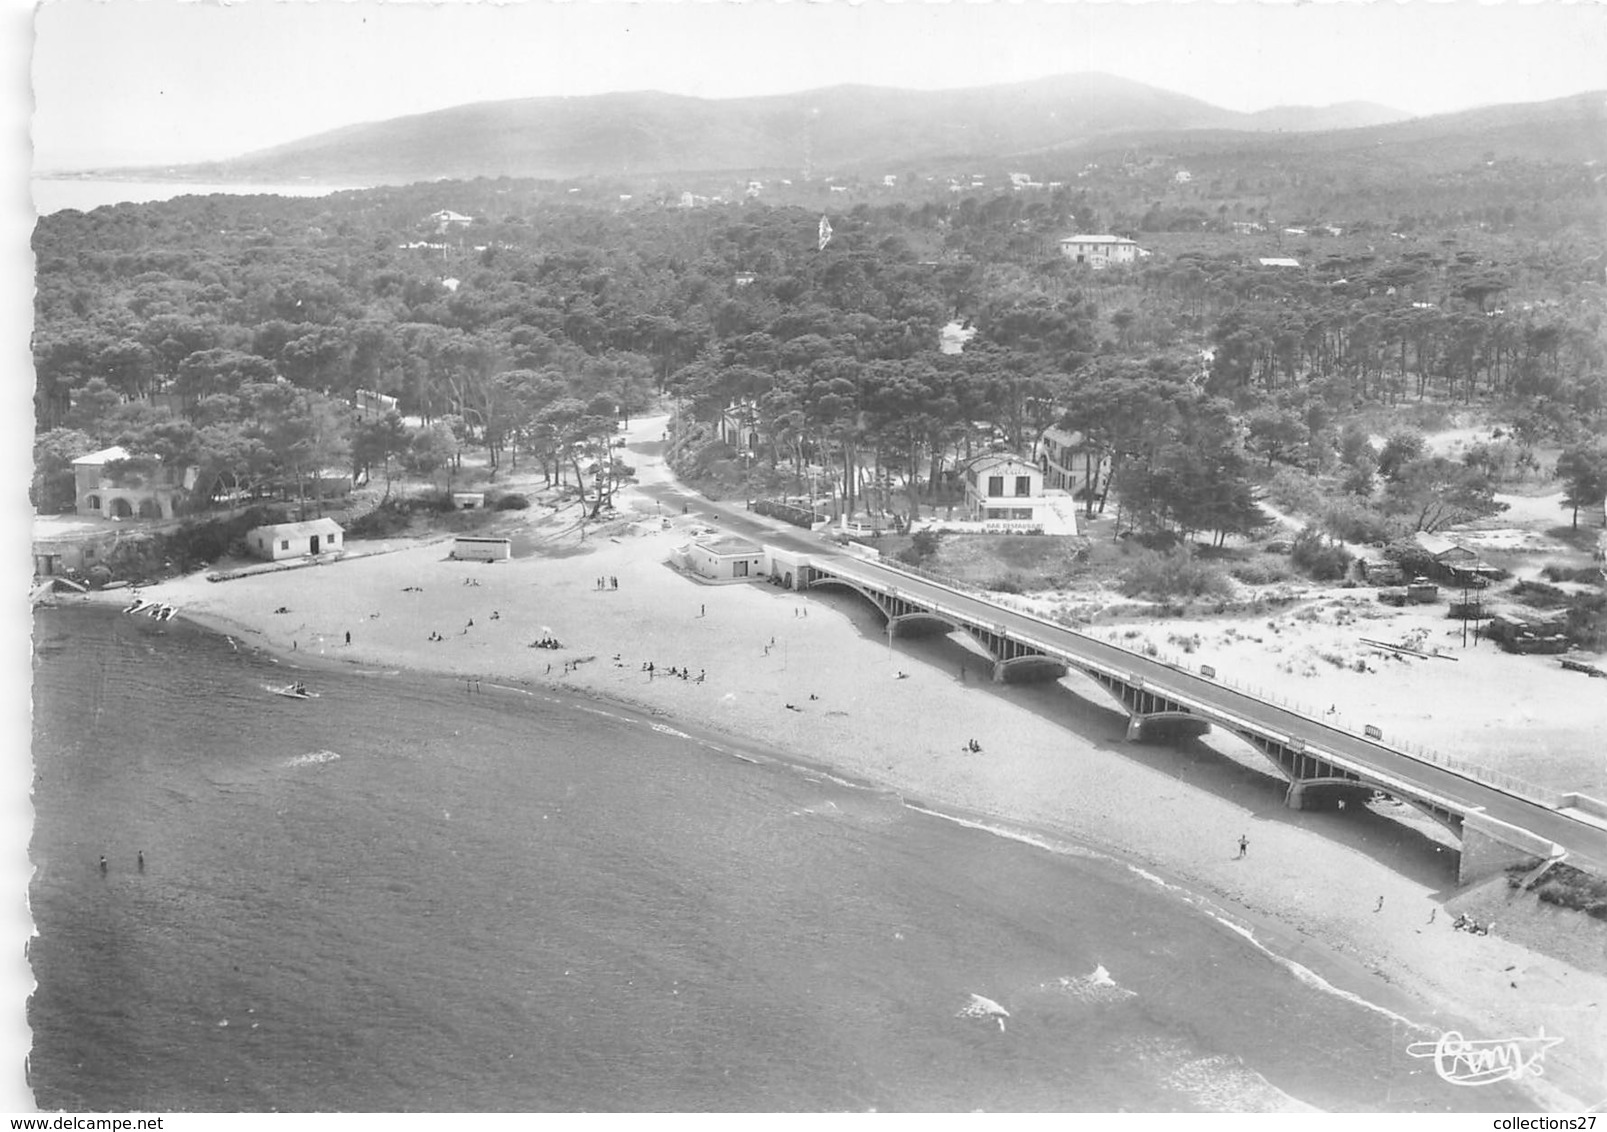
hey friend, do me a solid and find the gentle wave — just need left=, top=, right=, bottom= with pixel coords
left=956, top=993, right=1010, bottom=1031
left=283, top=750, right=341, bottom=769
left=909, top=805, right=1429, bottom=1034
left=1153, top=1043, right=1319, bottom=1113
left=1045, top=964, right=1138, bottom=1004
left=1123, top=864, right=1430, bottom=1033
left=902, top=804, right=1109, bottom=863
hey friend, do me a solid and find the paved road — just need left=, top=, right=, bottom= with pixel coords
left=819, top=555, right=1607, bottom=873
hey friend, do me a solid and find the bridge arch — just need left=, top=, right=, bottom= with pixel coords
left=790, top=557, right=1538, bottom=866
left=889, top=611, right=958, bottom=638
left=993, top=654, right=1070, bottom=683
left=806, top=576, right=891, bottom=622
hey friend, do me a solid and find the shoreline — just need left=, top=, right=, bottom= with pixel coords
left=75, top=595, right=1452, bottom=1042
left=68, top=558, right=1605, bottom=1110
left=52, top=395, right=1607, bottom=1113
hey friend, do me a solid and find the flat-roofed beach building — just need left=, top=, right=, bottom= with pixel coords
left=245, top=518, right=344, bottom=561
left=685, top=535, right=765, bottom=581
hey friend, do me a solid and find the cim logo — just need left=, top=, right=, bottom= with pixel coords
left=1406, top=1029, right=1564, bottom=1087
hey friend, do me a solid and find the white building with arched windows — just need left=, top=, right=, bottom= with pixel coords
left=73, top=446, right=195, bottom=521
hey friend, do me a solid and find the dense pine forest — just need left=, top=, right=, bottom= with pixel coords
left=30, top=151, right=1607, bottom=544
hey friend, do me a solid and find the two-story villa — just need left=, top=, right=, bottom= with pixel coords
left=1058, top=234, right=1140, bottom=268
left=962, top=453, right=1066, bottom=533
left=1035, top=426, right=1093, bottom=494
left=74, top=446, right=194, bottom=521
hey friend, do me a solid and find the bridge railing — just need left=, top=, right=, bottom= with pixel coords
left=869, top=556, right=983, bottom=596
left=1104, top=634, right=1567, bottom=809
left=856, top=558, right=1567, bottom=809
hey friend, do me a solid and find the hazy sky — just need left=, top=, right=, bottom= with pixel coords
left=29, top=0, right=1607, bottom=171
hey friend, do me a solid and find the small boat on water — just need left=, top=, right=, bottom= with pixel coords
left=272, top=683, right=317, bottom=700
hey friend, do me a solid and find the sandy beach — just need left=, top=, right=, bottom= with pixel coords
left=73, top=416, right=1607, bottom=1110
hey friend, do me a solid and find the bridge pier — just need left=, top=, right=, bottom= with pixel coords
left=801, top=559, right=1578, bottom=883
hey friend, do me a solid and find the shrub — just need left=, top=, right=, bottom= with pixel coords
left=494, top=493, right=530, bottom=511
left=1132, top=529, right=1181, bottom=552
left=987, top=574, right=1025, bottom=595
left=1533, top=864, right=1607, bottom=920
left=1265, top=467, right=1324, bottom=515
left=1231, top=559, right=1293, bottom=586
left=1540, top=563, right=1603, bottom=584
left=1562, top=590, right=1607, bottom=651
left=411, top=490, right=456, bottom=513
left=1320, top=499, right=1398, bottom=544
left=1340, top=465, right=1376, bottom=497
left=441, top=509, right=497, bottom=533
left=1290, top=527, right=1354, bottom=582
left=898, top=528, right=943, bottom=566
left=1509, top=580, right=1571, bottom=609
left=1381, top=539, right=1436, bottom=577
left=346, top=502, right=413, bottom=538
left=1118, top=549, right=1234, bottom=600
left=1377, top=430, right=1426, bottom=481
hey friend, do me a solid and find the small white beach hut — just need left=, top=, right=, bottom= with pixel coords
left=245, top=518, right=344, bottom=561
left=452, top=536, right=512, bottom=561
left=687, top=535, right=765, bottom=581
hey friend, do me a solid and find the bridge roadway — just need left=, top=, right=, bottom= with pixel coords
left=811, top=553, right=1607, bottom=873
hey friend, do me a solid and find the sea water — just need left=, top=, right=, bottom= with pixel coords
left=26, top=606, right=1536, bottom=1112
left=30, top=179, right=358, bottom=216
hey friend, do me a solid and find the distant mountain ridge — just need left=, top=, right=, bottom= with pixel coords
left=132, top=72, right=1420, bottom=186
left=1242, top=101, right=1412, bottom=133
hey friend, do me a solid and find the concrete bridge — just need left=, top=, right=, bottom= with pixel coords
left=783, top=550, right=1607, bottom=886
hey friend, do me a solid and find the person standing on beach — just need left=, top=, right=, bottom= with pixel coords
left=137, top=850, right=144, bottom=873
left=700, top=604, right=705, bottom=617
left=1237, top=835, right=1248, bottom=859
left=345, top=631, right=351, bottom=645
left=98, top=855, right=107, bottom=874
